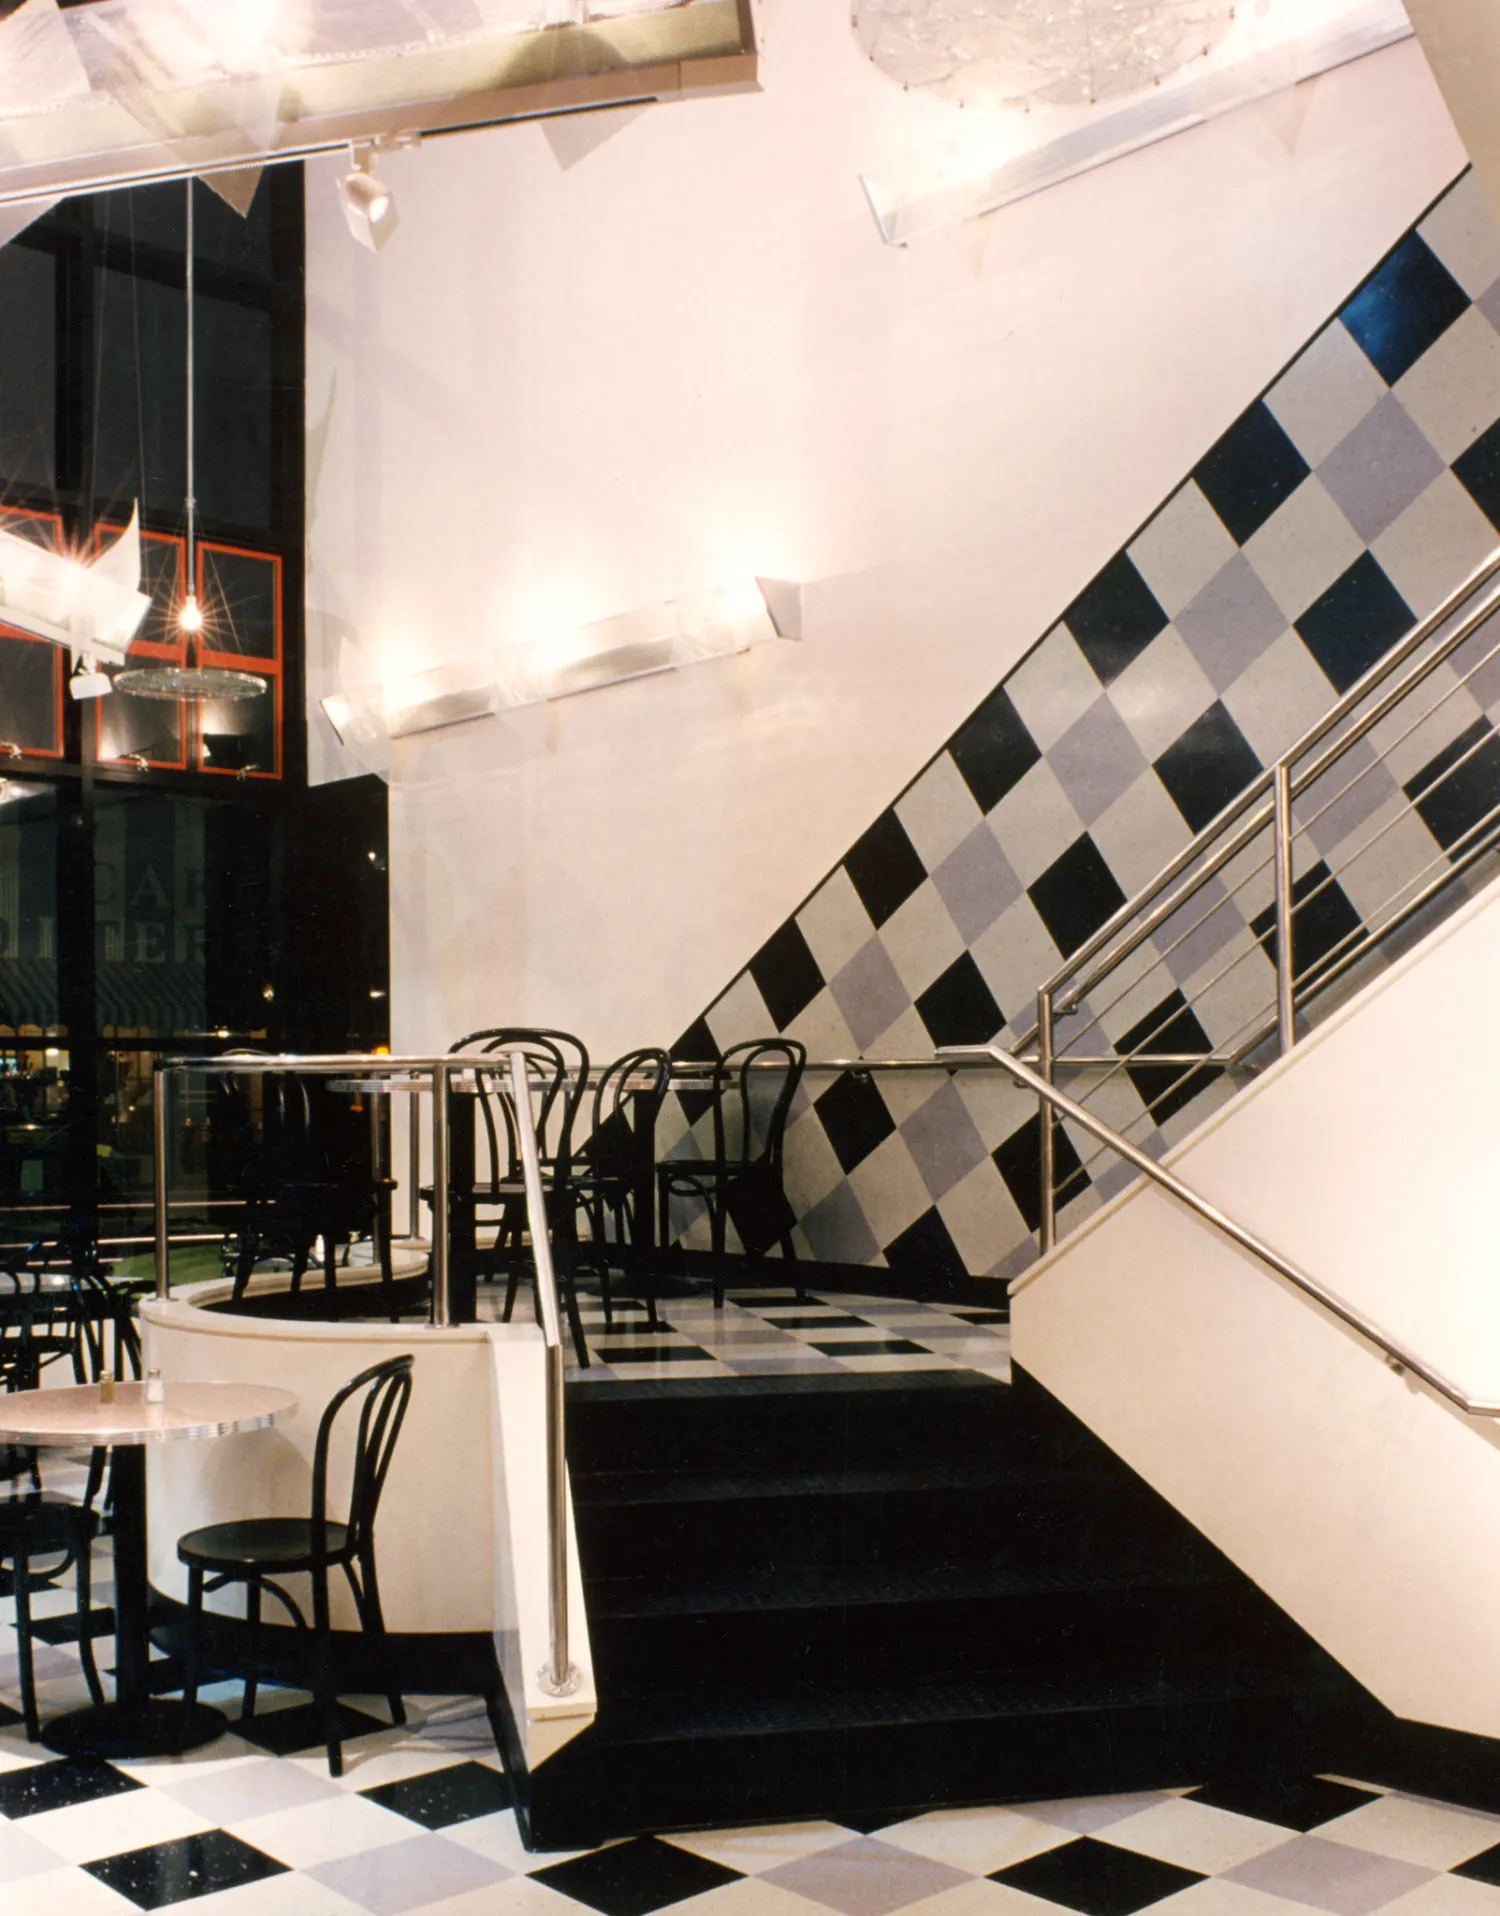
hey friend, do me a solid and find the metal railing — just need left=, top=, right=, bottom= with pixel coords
left=940, top=1042, right=1500, bottom=1420
left=151, top=1049, right=579, bottom=1699
left=1027, top=546, right=1500, bottom=1249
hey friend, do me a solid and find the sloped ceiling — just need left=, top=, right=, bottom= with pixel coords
left=0, top=0, right=755, bottom=212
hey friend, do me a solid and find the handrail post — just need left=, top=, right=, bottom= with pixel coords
left=407, top=1086, right=422, bottom=1240
left=1273, top=762, right=1295, bottom=1058
left=505, top=1048, right=579, bottom=1699
left=153, top=1063, right=171, bottom=1299
left=1036, top=989, right=1056, bottom=1255
left=431, top=1061, right=451, bottom=1327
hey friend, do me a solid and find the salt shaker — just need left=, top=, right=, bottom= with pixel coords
left=98, top=1370, right=115, bottom=1404
left=146, top=1369, right=164, bottom=1404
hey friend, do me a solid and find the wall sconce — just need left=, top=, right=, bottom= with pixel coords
left=321, top=577, right=801, bottom=770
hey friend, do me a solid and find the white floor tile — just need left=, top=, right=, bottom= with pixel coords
left=23, top=1789, right=217, bottom=1866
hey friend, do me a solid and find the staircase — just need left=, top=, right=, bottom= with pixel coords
left=520, top=1364, right=1376, bottom=1849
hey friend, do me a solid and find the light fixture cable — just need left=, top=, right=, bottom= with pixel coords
left=116, top=179, right=265, bottom=705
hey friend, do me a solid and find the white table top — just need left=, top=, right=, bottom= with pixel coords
left=0, top=1380, right=297, bottom=1446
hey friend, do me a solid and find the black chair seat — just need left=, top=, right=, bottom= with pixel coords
left=179, top=1516, right=350, bottom=1576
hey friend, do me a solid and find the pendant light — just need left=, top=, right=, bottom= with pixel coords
left=115, top=181, right=266, bottom=704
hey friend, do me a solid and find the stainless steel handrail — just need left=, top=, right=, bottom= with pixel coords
left=150, top=1048, right=580, bottom=1699
left=1045, top=548, right=1500, bottom=1018
left=939, top=1042, right=1500, bottom=1419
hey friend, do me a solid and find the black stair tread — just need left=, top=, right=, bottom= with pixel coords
left=588, top=1553, right=1240, bottom=1619
left=592, top=1658, right=1343, bottom=1745
left=573, top=1456, right=1123, bottom=1509
left=568, top=1370, right=1008, bottom=1409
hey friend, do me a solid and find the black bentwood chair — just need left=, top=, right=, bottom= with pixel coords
left=177, top=1354, right=414, bottom=1777
left=571, top=1047, right=672, bottom=1329
left=447, top=1029, right=591, bottom=1364
left=222, top=1066, right=400, bottom=1321
left=658, top=1037, right=807, bottom=1308
left=0, top=1254, right=118, bottom=1739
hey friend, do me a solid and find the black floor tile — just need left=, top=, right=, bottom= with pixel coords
left=1455, top=1843, right=1500, bottom=1887
left=593, top=1345, right=716, bottom=1365
left=808, top=1338, right=929, bottom=1356
left=0, top=1699, right=21, bottom=1728
left=0, top=1756, right=141, bottom=1818
left=529, top=1833, right=743, bottom=1916
left=231, top=1697, right=388, bottom=1756
left=763, top=1314, right=873, bottom=1330
left=992, top=1836, right=1205, bottom=1915
left=84, top=1830, right=287, bottom=1910
left=30, top=1604, right=115, bottom=1645
left=949, top=1309, right=1009, bottom=1324
left=1187, top=1773, right=1378, bottom=1830
left=360, top=1759, right=511, bottom=1829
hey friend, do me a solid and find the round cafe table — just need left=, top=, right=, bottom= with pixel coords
left=0, top=1379, right=296, bottom=1758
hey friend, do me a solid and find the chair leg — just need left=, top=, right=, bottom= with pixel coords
left=710, top=1199, right=727, bottom=1309
left=242, top=1579, right=261, bottom=1719
left=11, top=1542, right=39, bottom=1744
left=311, top=1570, right=341, bottom=1778
left=75, top=1527, right=104, bottom=1709
left=348, top=1560, right=404, bottom=1727
left=181, top=1564, right=205, bottom=1713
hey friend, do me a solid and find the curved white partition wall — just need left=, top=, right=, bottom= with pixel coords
left=140, top=1283, right=595, bottom=1767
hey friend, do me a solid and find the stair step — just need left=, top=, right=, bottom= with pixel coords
left=598, top=1654, right=1347, bottom=1744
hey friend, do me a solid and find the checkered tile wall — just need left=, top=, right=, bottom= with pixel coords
left=662, top=170, right=1500, bottom=1288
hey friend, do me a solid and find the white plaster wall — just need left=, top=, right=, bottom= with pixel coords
left=303, top=1, right=1466, bottom=1058
left=1013, top=879, right=1500, bottom=1738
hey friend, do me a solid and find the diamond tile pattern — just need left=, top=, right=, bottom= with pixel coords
left=1, top=1606, right=1494, bottom=1916
left=668, top=172, right=1500, bottom=1286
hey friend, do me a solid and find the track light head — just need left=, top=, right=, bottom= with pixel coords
left=339, top=144, right=398, bottom=251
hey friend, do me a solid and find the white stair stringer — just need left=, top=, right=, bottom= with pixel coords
left=1012, top=875, right=1500, bottom=1741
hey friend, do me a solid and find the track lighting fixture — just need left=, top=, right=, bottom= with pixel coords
left=338, top=144, right=398, bottom=251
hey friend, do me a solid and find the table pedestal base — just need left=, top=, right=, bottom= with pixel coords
left=43, top=1699, right=227, bottom=1759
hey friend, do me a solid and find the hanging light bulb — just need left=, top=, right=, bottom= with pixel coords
left=114, top=181, right=267, bottom=705
left=338, top=143, right=399, bottom=251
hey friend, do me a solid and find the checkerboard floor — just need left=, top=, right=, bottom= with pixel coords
left=4, top=1595, right=1500, bottom=1916
left=472, top=1284, right=1012, bottom=1383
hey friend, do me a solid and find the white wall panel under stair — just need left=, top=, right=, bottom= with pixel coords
left=1013, top=875, right=1500, bottom=1740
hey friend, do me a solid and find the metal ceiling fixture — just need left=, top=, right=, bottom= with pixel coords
left=853, top=0, right=1237, bottom=109
left=114, top=181, right=267, bottom=704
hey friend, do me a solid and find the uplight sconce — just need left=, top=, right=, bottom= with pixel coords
left=321, top=577, right=801, bottom=772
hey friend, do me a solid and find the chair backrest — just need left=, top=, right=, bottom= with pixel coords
left=710, top=1038, right=807, bottom=1177
left=584, top=1047, right=671, bottom=1181
left=450, top=1027, right=590, bottom=1184
left=309, top=1354, right=414, bottom=1561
